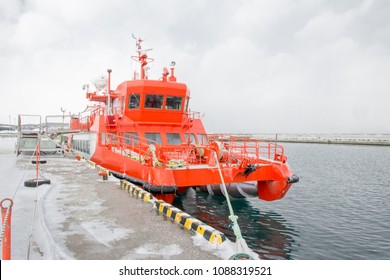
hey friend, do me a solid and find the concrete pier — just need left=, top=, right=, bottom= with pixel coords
left=0, top=140, right=233, bottom=259
left=32, top=155, right=228, bottom=259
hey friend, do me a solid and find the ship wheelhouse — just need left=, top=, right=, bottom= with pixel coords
left=108, top=78, right=207, bottom=146
left=116, top=79, right=190, bottom=124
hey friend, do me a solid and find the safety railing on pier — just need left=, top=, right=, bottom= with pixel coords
left=18, top=115, right=42, bottom=133
left=16, top=114, right=67, bottom=155
left=45, top=115, right=71, bottom=133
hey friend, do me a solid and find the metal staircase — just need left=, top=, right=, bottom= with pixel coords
left=15, top=114, right=72, bottom=156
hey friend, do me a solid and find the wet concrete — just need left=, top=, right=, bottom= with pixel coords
left=15, top=154, right=223, bottom=260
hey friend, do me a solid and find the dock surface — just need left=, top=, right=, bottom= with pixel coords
left=0, top=137, right=231, bottom=259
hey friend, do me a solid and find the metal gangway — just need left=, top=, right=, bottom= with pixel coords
left=15, top=114, right=76, bottom=156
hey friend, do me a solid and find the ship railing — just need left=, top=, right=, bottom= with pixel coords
left=70, top=106, right=104, bottom=131
left=186, top=111, right=201, bottom=121
left=101, top=132, right=152, bottom=163
left=100, top=132, right=287, bottom=168
left=207, top=134, right=286, bottom=163
left=79, top=115, right=90, bottom=131
left=100, top=132, right=206, bottom=166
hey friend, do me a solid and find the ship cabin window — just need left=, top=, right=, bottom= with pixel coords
left=122, top=132, right=139, bottom=145
left=128, top=93, right=140, bottom=109
left=145, top=133, right=162, bottom=145
left=197, top=134, right=208, bottom=145
left=166, top=133, right=182, bottom=145
left=184, top=133, right=197, bottom=144
left=145, top=94, right=164, bottom=109
left=166, top=96, right=182, bottom=110
left=71, top=139, right=90, bottom=154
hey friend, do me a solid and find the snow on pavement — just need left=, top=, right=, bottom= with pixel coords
left=0, top=137, right=234, bottom=260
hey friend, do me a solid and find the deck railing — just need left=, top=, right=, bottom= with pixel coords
left=100, top=132, right=286, bottom=167
left=208, top=135, right=285, bottom=162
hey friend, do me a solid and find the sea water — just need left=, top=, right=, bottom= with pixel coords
left=174, top=143, right=390, bottom=259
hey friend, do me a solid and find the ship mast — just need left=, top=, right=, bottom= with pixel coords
left=131, top=35, right=154, bottom=80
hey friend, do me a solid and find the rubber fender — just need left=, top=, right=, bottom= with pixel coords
left=287, top=175, right=299, bottom=184
left=143, top=183, right=177, bottom=194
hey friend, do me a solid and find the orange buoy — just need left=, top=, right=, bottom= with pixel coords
left=75, top=155, right=81, bottom=161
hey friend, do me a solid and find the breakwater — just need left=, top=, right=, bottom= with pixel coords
left=252, top=134, right=390, bottom=146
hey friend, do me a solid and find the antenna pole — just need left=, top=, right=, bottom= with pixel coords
left=107, top=69, right=112, bottom=115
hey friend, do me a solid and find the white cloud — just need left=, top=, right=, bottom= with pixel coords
left=0, top=0, right=389, bottom=133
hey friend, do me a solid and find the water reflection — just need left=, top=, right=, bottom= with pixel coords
left=173, top=189, right=299, bottom=260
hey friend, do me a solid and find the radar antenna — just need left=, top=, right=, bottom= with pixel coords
left=131, top=34, right=154, bottom=80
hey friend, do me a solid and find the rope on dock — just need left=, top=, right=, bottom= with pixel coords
left=213, top=151, right=254, bottom=258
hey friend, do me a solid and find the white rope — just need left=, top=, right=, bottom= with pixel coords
left=26, top=183, right=39, bottom=260
left=11, top=149, right=36, bottom=200
left=213, top=151, right=252, bottom=255
left=27, top=139, right=43, bottom=260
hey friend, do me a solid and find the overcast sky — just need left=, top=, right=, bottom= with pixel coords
left=1, top=0, right=389, bottom=133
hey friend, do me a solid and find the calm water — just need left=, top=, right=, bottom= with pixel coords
left=173, top=143, right=390, bottom=259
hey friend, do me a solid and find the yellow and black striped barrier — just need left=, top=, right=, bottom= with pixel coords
left=120, top=180, right=153, bottom=203
left=154, top=200, right=227, bottom=245
left=85, top=159, right=97, bottom=168
left=120, top=180, right=227, bottom=245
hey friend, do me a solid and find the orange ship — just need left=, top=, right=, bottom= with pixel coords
left=68, top=37, right=299, bottom=204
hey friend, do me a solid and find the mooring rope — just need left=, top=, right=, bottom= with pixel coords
left=26, top=181, right=39, bottom=260
left=213, top=151, right=252, bottom=255
left=0, top=204, right=11, bottom=244
left=27, top=140, right=42, bottom=260
left=5, top=134, right=55, bottom=259
left=11, top=149, right=37, bottom=200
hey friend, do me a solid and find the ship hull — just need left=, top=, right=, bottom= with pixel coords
left=69, top=134, right=297, bottom=204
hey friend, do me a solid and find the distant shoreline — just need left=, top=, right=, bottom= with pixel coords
left=0, top=131, right=17, bottom=138
left=251, top=134, right=390, bottom=146
left=2, top=131, right=390, bottom=146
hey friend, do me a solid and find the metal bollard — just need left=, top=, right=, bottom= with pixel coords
left=1, top=198, right=13, bottom=260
